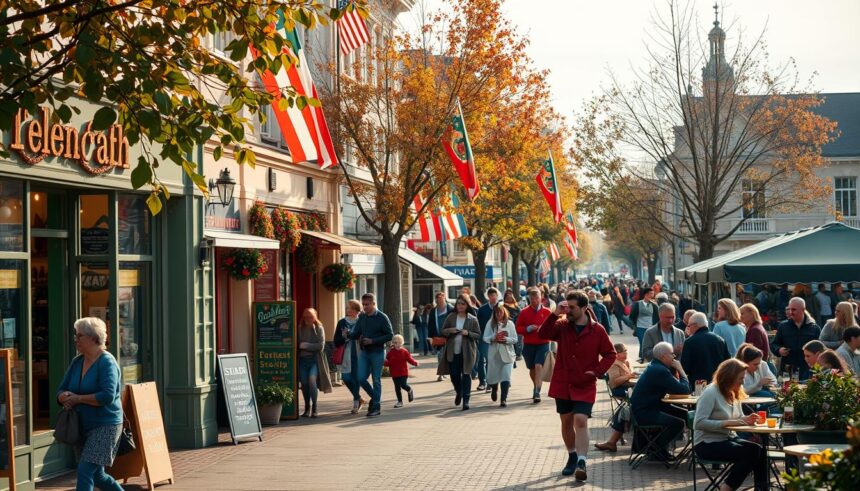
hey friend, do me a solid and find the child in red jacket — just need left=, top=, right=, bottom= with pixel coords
left=384, top=334, right=419, bottom=408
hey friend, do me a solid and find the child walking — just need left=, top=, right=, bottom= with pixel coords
left=384, top=334, right=419, bottom=408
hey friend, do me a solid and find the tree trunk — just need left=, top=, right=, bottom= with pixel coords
left=646, top=256, right=657, bottom=284
left=511, top=247, right=521, bottom=300
left=473, top=248, right=488, bottom=302
left=380, top=239, right=404, bottom=336
left=526, top=259, right=537, bottom=287
left=695, top=238, right=716, bottom=262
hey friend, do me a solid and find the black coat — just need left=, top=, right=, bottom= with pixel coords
left=771, top=316, right=821, bottom=379
left=427, top=304, right=454, bottom=337
left=680, top=328, right=730, bottom=390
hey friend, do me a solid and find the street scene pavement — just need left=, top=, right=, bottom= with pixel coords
left=42, top=333, right=712, bottom=491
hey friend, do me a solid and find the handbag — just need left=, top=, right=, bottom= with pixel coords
left=332, top=344, right=346, bottom=365
left=116, top=414, right=136, bottom=456
left=541, top=350, right=556, bottom=383
left=55, top=407, right=81, bottom=445
left=431, top=336, right=446, bottom=347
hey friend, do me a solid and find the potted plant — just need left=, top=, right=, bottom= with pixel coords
left=255, top=381, right=294, bottom=426
left=783, top=420, right=860, bottom=490
left=776, top=367, right=860, bottom=444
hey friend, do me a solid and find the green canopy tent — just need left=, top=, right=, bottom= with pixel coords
left=679, top=222, right=860, bottom=285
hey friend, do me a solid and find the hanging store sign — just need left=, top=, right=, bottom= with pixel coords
left=8, top=107, right=130, bottom=175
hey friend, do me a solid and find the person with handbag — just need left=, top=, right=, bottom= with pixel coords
left=333, top=300, right=368, bottom=414
left=437, top=294, right=482, bottom=410
left=298, top=308, right=333, bottom=418
left=56, top=317, right=124, bottom=491
left=482, top=304, right=517, bottom=407
left=538, top=291, right=617, bottom=482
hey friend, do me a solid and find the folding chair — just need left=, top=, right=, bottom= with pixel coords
left=603, top=374, right=630, bottom=427
left=629, top=412, right=673, bottom=469
left=688, top=411, right=734, bottom=491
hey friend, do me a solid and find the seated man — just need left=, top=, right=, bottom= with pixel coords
left=630, top=341, right=691, bottom=458
left=681, top=312, right=730, bottom=389
left=835, top=327, right=860, bottom=376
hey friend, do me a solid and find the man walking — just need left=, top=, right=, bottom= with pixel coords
left=474, top=287, right=500, bottom=391
left=350, top=293, right=394, bottom=417
left=516, top=287, right=552, bottom=403
left=771, top=297, right=821, bottom=380
left=539, top=291, right=616, bottom=481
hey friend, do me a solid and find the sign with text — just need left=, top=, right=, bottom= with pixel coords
left=252, top=301, right=297, bottom=420
left=216, top=354, right=262, bottom=444
left=253, top=250, right=279, bottom=302
left=442, top=265, right=495, bottom=280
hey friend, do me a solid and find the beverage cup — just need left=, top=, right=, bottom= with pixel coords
left=766, top=418, right=777, bottom=428
left=784, top=406, right=794, bottom=425
left=757, top=411, right=767, bottom=425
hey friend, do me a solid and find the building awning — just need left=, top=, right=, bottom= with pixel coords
left=204, top=230, right=280, bottom=250
left=398, top=248, right=464, bottom=289
left=300, top=230, right=382, bottom=255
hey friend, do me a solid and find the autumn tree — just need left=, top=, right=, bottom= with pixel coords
left=572, top=1, right=837, bottom=261
left=322, top=0, right=530, bottom=333
left=1, top=0, right=342, bottom=211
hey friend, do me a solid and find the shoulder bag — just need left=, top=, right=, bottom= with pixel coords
left=55, top=407, right=81, bottom=445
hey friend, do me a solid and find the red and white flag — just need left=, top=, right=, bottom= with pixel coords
left=441, top=100, right=479, bottom=200
left=548, top=243, right=560, bottom=262
left=536, top=152, right=562, bottom=222
left=337, top=0, right=370, bottom=56
left=563, top=234, right=579, bottom=260
left=564, top=211, right=579, bottom=248
left=412, top=194, right=443, bottom=242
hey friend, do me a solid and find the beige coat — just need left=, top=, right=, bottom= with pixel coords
left=436, top=313, right=481, bottom=375
left=298, top=323, right=333, bottom=393
left=482, top=319, right=517, bottom=364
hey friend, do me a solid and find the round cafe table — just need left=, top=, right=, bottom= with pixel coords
left=661, top=395, right=776, bottom=406
left=783, top=443, right=850, bottom=458
left=724, top=424, right=816, bottom=490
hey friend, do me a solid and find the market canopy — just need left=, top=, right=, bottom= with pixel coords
left=678, top=222, right=860, bottom=284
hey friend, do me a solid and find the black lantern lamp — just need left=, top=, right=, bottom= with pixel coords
left=208, top=168, right=236, bottom=206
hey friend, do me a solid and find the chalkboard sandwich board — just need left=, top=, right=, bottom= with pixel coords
left=253, top=301, right=297, bottom=420
left=217, top=354, right=263, bottom=444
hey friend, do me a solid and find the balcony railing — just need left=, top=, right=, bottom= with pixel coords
left=737, top=218, right=772, bottom=233
left=842, top=217, right=860, bottom=229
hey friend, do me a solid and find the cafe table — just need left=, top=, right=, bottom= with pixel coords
left=725, top=424, right=816, bottom=490
left=783, top=443, right=851, bottom=474
left=660, top=395, right=776, bottom=406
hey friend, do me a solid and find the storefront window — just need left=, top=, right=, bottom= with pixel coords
left=279, top=250, right=292, bottom=301
left=118, top=262, right=149, bottom=384
left=30, top=190, right=66, bottom=230
left=0, top=180, right=24, bottom=252
left=80, top=195, right=109, bottom=255
left=118, top=195, right=152, bottom=255
left=80, top=262, right=110, bottom=339
left=0, top=260, right=28, bottom=444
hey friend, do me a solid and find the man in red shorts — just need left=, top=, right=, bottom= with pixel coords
left=539, top=290, right=616, bottom=481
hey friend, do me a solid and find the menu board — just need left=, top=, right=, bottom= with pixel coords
left=253, top=250, right=279, bottom=302
left=216, top=354, right=262, bottom=444
left=0, top=350, right=15, bottom=489
left=252, top=302, right=297, bottom=420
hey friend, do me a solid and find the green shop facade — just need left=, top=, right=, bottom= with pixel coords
left=0, top=100, right=219, bottom=489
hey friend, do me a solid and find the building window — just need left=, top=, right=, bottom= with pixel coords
left=834, top=177, right=857, bottom=217
left=212, top=30, right=233, bottom=56
left=260, top=104, right=279, bottom=143
left=741, top=180, right=765, bottom=219
left=453, top=240, right=465, bottom=253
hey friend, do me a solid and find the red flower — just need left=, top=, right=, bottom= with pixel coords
left=225, top=257, right=235, bottom=265
left=242, top=268, right=249, bottom=276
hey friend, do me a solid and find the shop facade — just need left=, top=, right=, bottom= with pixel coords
left=0, top=102, right=212, bottom=489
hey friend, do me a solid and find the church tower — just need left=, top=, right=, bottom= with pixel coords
left=702, top=4, right=734, bottom=95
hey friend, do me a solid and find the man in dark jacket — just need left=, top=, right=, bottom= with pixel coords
left=680, top=312, right=730, bottom=389
left=350, top=293, right=394, bottom=417
left=586, top=288, right=612, bottom=334
left=428, top=291, right=454, bottom=380
left=771, top=297, right=822, bottom=380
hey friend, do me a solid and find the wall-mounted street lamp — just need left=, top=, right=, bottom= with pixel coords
left=208, top=168, right=236, bottom=206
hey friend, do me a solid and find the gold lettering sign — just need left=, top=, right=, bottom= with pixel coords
left=0, top=270, right=20, bottom=289
left=119, top=269, right=139, bottom=288
left=9, top=107, right=130, bottom=175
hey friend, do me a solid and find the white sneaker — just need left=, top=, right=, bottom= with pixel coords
left=394, top=401, right=403, bottom=408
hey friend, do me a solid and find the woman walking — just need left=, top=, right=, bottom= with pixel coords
left=483, top=304, right=517, bottom=407
left=57, top=317, right=124, bottom=491
left=334, top=300, right=366, bottom=414
left=298, top=308, right=332, bottom=418
left=438, top=294, right=482, bottom=410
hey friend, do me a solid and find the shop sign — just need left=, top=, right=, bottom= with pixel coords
left=81, top=227, right=109, bottom=254
left=119, top=269, right=139, bottom=288
left=442, top=265, right=494, bottom=280
left=0, top=270, right=20, bottom=289
left=8, top=107, right=130, bottom=175
left=252, top=301, right=297, bottom=420
left=253, top=250, right=279, bottom=302
left=204, top=201, right=241, bottom=231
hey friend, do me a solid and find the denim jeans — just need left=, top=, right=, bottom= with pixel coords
left=449, top=353, right=472, bottom=405
left=77, top=461, right=123, bottom=491
left=358, top=349, right=385, bottom=409
left=472, top=340, right=489, bottom=385
left=416, top=325, right=430, bottom=355
left=635, top=326, right=647, bottom=359
left=298, top=356, right=319, bottom=408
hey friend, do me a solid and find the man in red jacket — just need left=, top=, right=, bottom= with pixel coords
left=516, top=287, right=552, bottom=403
left=539, top=290, right=616, bottom=482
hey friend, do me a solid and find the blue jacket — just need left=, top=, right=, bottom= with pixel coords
left=57, top=352, right=122, bottom=432
left=476, top=302, right=499, bottom=340
left=589, top=301, right=611, bottom=331
left=350, top=309, right=394, bottom=352
left=630, top=359, right=690, bottom=422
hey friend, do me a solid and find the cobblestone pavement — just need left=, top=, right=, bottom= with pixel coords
left=40, top=329, right=761, bottom=490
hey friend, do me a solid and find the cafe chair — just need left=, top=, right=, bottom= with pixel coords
left=603, top=374, right=630, bottom=432
left=629, top=412, right=673, bottom=469
left=688, top=411, right=734, bottom=491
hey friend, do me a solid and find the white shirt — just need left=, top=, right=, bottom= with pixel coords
left=454, top=316, right=465, bottom=355
left=816, top=291, right=833, bottom=316
left=743, top=362, right=776, bottom=394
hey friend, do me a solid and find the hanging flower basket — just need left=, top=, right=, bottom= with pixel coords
left=297, top=238, right=317, bottom=273
left=223, top=249, right=268, bottom=280
left=321, top=263, right=355, bottom=292
left=249, top=201, right=274, bottom=239
left=298, top=212, right=327, bottom=232
left=271, top=208, right=302, bottom=251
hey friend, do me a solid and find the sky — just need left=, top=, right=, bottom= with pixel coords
left=404, top=0, right=860, bottom=120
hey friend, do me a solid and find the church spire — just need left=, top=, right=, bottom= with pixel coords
left=702, top=3, right=733, bottom=90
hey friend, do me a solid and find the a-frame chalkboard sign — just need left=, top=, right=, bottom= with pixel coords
left=217, top=354, right=263, bottom=444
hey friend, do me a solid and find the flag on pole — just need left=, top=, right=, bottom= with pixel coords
left=564, top=211, right=579, bottom=247
left=548, top=243, right=560, bottom=262
left=540, top=255, right=551, bottom=274
left=563, top=234, right=579, bottom=260
left=252, top=13, right=338, bottom=169
left=441, top=100, right=480, bottom=200
left=440, top=193, right=468, bottom=239
left=337, top=0, right=370, bottom=56
left=536, top=151, right=562, bottom=222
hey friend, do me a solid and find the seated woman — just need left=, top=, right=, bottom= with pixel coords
left=736, top=343, right=775, bottom=398
left=694, top=359, right=766, bottom=491
left=817, top=349, right=851, bottom=375
left=595, top=343, right=636, bottom=452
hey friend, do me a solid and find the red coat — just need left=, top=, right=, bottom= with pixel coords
left=516, top=304, right=552, bottom=345
left=538, top=313, right=617, bottom=403
left=384, top=347, right=418, bottom=378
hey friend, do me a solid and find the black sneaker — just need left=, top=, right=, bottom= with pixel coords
left=491, top=385, right=498, bottom=402
left=366, top=407, right=381, bottom=418
left=407, top=388, right=414, bottom=403
left=462, top=403, right=470, bottom=411
left=574, top=460, right=587, bottom=481
left=455, top=393, right=462, bottom=406
left=500, top=400, right=507, bottom=408
left=562, top=453, right=577, bottom=476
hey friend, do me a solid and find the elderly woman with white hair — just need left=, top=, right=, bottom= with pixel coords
left=57, top=317, right=124, bottom=491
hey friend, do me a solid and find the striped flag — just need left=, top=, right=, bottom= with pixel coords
left=547, top=243, right=560, bottom=261
left=536, top=151, right=562, bottom=222
left=564, top=211, right=579, bottom=247
left=540, top=255, right=551, bottom=274
left=337, top=0, right=370, bottom=56
left=563, top=234, right=579, bottom=260
left=440, top=193, right=468, bottom=239
left=441, top=100, right=480, bottom=200
left=252, top=12, right=338, bottom=168
left=412, top=194, right=443, bottom=242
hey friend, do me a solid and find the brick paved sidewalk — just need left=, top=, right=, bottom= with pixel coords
left=39, top=330, right=760, bottom=490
